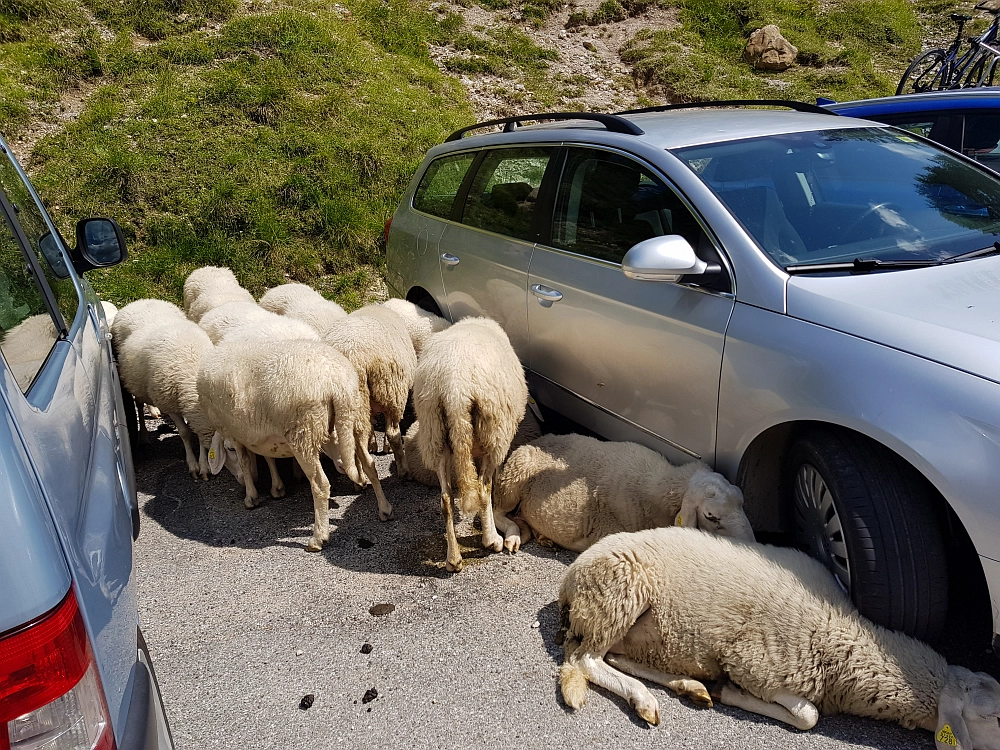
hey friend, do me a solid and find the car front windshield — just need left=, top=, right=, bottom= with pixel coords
left=675, top=127, right=1000, bottom=268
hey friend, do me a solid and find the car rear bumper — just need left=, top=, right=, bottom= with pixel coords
left=119, top=628, right=174, bottom=750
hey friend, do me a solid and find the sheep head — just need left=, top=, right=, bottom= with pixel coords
left=675, top=469, right=755, bottom=542
left=934, top=666, right=1000, bottom=750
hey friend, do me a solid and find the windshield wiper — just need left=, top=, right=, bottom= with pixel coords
left=785, top=257, right=942, bottom=274
left=943, top=241, right=1000, bottom=264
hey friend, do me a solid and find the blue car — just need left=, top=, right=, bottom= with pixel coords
left=0, top=136, right=173, bottom=750
left=824, top=89, right=1000, bottom=168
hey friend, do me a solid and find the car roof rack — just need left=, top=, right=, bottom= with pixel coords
left=445, top=112, right=645, bottom=142
left=615, top=100, right=839, bottom=116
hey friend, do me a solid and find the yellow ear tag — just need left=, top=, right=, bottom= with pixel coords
left=208, top=449, right=216, bottom=460
left=937, top=724, right=958, bottom=746
left=675, top=514, right=683, bottom=527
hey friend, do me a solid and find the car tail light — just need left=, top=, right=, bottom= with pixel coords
left=0, top=591, right=115, bottom=750
left=383, top=216, right=393, bottom=247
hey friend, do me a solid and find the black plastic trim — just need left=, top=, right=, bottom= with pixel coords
left=446, top=112, right=645, bottom=142
left=615, top=100, right=840, bottom=116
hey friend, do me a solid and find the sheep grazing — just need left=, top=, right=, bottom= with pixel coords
left=199, top=300, right=318, bottom=346
left=197, top=338, right=393, bottom=551
left=381, top=298, right=451, bottom=356
left=111, top=298, right=186, bottom=347
left=412, top=316, right=527, bottom=571
left=322, top=304, right=416, bottom=476
left=259, top=283, right=347, bottom=335
left=495, top=433, right=753, bottom=553
left=183, top=266, right=254, bottom=324
left=116, top=317, right=214, bottom=478
left=558, top=526, right=1000, bottom=747
left=402, top=407, right=541, bottom=487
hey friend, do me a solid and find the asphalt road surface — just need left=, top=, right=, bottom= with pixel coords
left=134, top=422, right=944, bottom=750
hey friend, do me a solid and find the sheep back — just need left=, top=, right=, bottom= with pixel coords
left=260, top=283, right=347, bottom=335
left=382, top=298, right=451, bottom=355
left=183, top=266, right=254, bottom=323
left=111, top=299, right=186, bottom=348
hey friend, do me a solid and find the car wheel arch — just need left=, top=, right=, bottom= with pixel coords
left=405, top=287, right=446, bottom=319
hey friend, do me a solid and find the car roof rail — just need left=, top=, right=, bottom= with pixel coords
left=445, top=112, right=645, bottom=142
left=615, top=100, right=840, bottom=116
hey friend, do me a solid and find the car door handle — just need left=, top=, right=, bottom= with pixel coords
left=441, top=253, right=460, bottom=266
left=531, top=284, right=563, bottom=302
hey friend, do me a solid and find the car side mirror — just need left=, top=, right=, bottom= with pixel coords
left=622, top=235, right=721, bottom=282
left=72, top=217, right=127, bottom=274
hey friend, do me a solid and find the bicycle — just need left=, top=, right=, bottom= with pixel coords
left=896, top=2, right=1000, bottom=95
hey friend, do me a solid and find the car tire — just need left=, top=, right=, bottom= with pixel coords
left=120, top=378, right=139, bottom=451
left=784, top=428, right=948, bottom=642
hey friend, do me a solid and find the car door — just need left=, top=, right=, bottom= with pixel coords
left=526, top=146, right=736, bottom=465
left=437, top=145, right=557, bottom=360
left=0, top=150, right=138, bottom=736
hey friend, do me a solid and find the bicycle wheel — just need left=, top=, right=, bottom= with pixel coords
left=962, top=51, right=998, bottom=87
left=897, top=49, right=948, bottom=94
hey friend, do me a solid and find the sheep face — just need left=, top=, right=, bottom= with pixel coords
left=935, top=666, right=1000, bottom=750
left=208, top=431, right=246, bottom=483
left=676, top=470, right=754, bottom=542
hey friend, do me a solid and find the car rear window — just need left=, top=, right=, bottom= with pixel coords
left=412, top=152, right=476, bottom=219
left=676, top=127, right=1000, bottom=268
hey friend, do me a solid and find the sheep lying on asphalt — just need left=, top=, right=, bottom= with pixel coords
left=183, top=266, right=254, bottom=324
left=197, top=338, right=393, bottom=551
left=402, top=408, right=541, bottom=487
left=559, top=525, right=1000, bottom=749
left=322, top=304, right=416, bottom=476
left=116, top=316, right=214, bottom=478
left=381, top=298, right=451, bottom=356
left=260, top=282, right=347, bottom=335
left=495, top=433, right=754, bottom=552
left=413, top=316, right=527, bottom=571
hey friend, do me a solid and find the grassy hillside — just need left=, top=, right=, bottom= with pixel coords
left=2, top=0, right=473, bottom=306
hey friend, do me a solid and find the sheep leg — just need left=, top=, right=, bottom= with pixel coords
left=291, top=450, right=331, bottom=552
left=512, top=517, right=533, bottom=547
left=568, top=649, right=660, bottom=726
left=236, top=443, right=262, bottom=509
left=495, top=509, right=522, bottom=553
left=436, top=450, right=463, bottom=572
left=168, top=413, right=201, bottom=479
left=197, top=435, right=210, bottom=481
left=265, top=456, right=286, bottom=498
left=714, top=681, right=818, bottom=731
left=385, top=419, right=408, bottom=478
left=354, top=444, right=393, bottom=521
left=135, top=399, right=151, bottom=444
left=478, top=457, right=503, bottom=553
left=604, top=654, right=713, bottom=708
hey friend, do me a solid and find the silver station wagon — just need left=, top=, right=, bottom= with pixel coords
left=386, top=102, right=1000, bottom=648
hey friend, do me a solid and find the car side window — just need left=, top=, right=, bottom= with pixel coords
left=0, top=154, right=79, bottom=329
left=552, top=148, right=706, bottom=264
left=412, top=152, right=477, bottom=219
left=876, top=114, right=962, bottom=152
left=0, top=199, right=60, bottom=392
left=461, top=147, right=552, bottom=242
left=962, top=114, right=1000, bottom=168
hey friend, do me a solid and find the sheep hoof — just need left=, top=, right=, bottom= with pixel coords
left=687, top=687, right=714, bottom=709
left=633, top=695, right=660, bottom=726
left=271, top=486, right=286, bottom=499
left=244, top=495, right=262, bottom=509
left=536, top=535, right=556, bottom=548
left=484, top=536, right=503, bottom=553
left=446, top=558, right=464, bottom=573
left=305, top=539, right=323, bottom=552
left=504, top=536, right=521, bottom=554
left=378, top=507, right=394, bottom=522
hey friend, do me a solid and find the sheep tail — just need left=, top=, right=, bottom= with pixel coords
left=330, top=390, right=362, bottom=487
left=493, top=445, right=528, bottom=515
left=448, top=398, right=479, bottom=515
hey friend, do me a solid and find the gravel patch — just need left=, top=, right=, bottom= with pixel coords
left=134, top=423, right=934, bottom=749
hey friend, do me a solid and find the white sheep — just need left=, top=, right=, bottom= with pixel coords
left=198, top=338, right=393, bottom=551
left=322, top=304, right=416, bottom=476
left=1, top=313, right=59, bottom=390
left=110, top=298, right=186, bottom=347
left=259, top=283, right=347, bottom=335
left=382, top=298, right=451, bottom=356
left=559, top=525, right=1000, bottom=748
left=116, top=317, right=214, bottom=477
left=200, top=300, right=318, bottom=346
left=401, top=406, right=541, bottom=487
left=183, top=266, right=254, bottom=324
left=412, top=316, right=527, bottom=571
left=495, top=433, right=754, bottom=553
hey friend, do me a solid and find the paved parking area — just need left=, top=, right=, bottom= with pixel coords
left=134, top=423, right=940, bottom=750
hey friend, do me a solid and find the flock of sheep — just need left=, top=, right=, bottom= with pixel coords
left=110, top=266, right=1000, bottom=748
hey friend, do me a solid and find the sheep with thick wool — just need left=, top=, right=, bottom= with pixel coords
left=381, top=298, right=451, bottom=356
left=116, top=317, right=215, bottom=477
left=259, top=283, right=347, bottom=335
left=197, top=338, right=393, bottom=551
left=495, top=433, right=753, bottom=553
left=183, top=266, right=254, bottom=324
left=402, top=407, right=541, bottom=487
left=200, top=300, right=319, bottom=346
left=559, top=526, right=1000, bottom=749
left=322, top=304, right=416, bottom=477
left=111, top=298, right=186, bottom=347
left=412, top=316, right=527, bottom=571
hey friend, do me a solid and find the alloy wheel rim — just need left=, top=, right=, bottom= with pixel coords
left=793, top=464, right=851, bottom=591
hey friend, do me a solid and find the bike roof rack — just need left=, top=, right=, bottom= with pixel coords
left=615, top=99, right=840, bottom=116
left=445, top=112, right=645, bottom=142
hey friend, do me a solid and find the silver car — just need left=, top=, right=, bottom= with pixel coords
left=386, top=104, right=1000, bottom=647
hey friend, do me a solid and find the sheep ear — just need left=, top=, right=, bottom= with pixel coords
left=677, top=494, right=699, bottom=530
left=208, top=432, right=226, bottom=475
left=936, top=689, right=973, bottom=749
